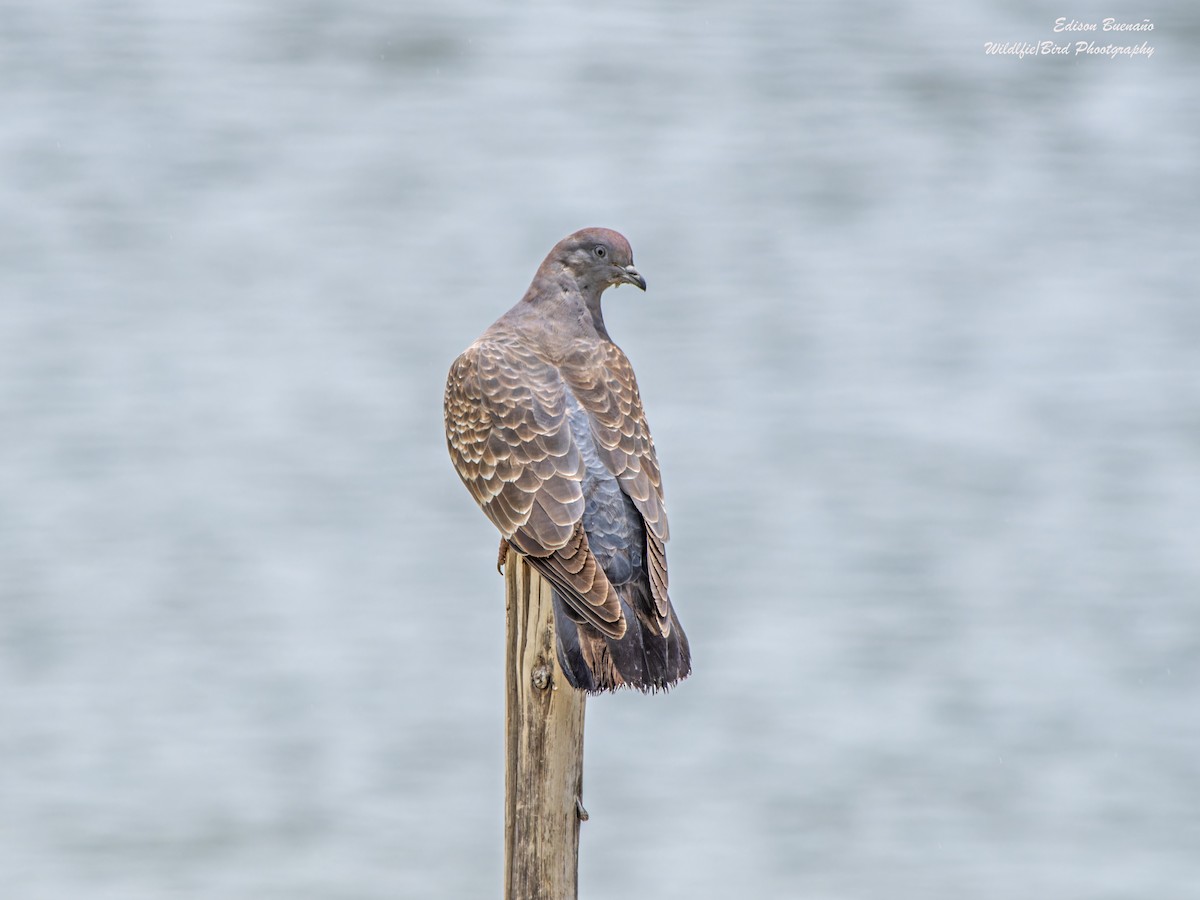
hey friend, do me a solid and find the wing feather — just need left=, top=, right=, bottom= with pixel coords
left=558, top=342, right=673, bottom=634
left=559, top=344, right=669, bottom=541
left=445, top=337, right=627, bottom=638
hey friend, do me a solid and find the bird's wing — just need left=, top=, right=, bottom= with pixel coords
left=444, top=337, right=626, bottom=638
left=559, top=342, right=672, bottom=635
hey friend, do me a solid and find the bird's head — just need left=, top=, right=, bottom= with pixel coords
left=549, top=227, right=646, bottom=293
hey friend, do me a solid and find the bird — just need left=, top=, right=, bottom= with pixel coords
left=443, top=227, right=690, bottom=693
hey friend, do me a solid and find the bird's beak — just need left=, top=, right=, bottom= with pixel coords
left=619, top=265, right=647, bottom=291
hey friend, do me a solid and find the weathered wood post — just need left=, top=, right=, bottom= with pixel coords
left=504, top=547, right=587, bottom=900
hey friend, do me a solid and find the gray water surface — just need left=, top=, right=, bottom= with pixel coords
left=2, top=2, right=1197, bottom=898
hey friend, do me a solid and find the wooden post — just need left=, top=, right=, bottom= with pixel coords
left=504, top=547, right=587, bottom=900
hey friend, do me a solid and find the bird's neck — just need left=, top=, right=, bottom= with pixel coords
left=518, top=268, right=612, bottom=344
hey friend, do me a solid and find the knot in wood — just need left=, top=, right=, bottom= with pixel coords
left=531, top=663, right=552, bottom=690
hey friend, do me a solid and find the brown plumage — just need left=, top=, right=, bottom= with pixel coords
left=444, top=227, right=690, bottom=693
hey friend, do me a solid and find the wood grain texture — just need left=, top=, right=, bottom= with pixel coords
left=504, top=548, right=587, bottom=900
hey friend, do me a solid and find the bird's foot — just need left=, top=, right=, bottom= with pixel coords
left=496, top=538, right=510, bottom=574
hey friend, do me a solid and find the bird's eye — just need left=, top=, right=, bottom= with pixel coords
left=593, top=245, right=607, bottom=259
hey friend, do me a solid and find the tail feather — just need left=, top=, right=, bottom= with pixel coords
left=552, top=601, right=598, bottom=693
left=552, top=587, right=691, bottom=694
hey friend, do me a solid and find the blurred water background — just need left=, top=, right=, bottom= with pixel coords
left=2, top=2, right=1198, bottom=898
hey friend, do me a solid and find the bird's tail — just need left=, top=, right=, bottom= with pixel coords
left=552, top=589, right=691, bottom=694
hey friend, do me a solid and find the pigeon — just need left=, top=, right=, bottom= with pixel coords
left=444, top=227, right=690, bottom=693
